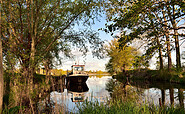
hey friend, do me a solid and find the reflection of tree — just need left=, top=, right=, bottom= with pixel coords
left=106, top=77, right=185, bottom=109
left=106, top=79, right=144, bottom=102
left=38, top=76, right=67, bottom=113
left=160, top=88, right=184, bottom=108
left=159, top=89, right=165, bottom=107
left=95, top=75, right=104, bottom=78
left=89, top=75, right=105, bottom=78
left=178, top=89, right=184, bottom=108
left=105, top=79, right=119, bottom=92
left=169, top=88, right=174, bottom=107
left=3, top=75, right=66, bottom=113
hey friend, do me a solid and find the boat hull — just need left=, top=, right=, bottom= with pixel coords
left=66, top=75, right=89, bottom=83
left=67, top=81, right=89, bottom=92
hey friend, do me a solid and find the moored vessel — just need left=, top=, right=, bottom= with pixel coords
left=66, top=65, right=89, bottom=83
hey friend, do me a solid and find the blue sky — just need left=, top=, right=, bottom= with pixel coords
left=58, top=14, right=185, bottom=71
left=59, top=15, right=113, bottom=71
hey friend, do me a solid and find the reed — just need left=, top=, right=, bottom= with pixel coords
left=77, top=79, right=185, bottom=114
left=77, top=99, right=185, bottom=114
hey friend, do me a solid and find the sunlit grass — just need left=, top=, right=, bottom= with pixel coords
left=76, top=78, right=185, bottom=114
left=76, top=99, right=185, bottom=114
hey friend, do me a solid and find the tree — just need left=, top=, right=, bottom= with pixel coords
left=1, top=0, right=104, bottom=111
left=1, top=0, right=103, bottom=79
left=104, top=0, right=166, bottom=70
left=104, top=0, right=185, bottom=71
left=0, top=0, right=3, bottom=110
left=164, top=0, right=184, bottom=69
left=105, top=39, right=138, bottom=74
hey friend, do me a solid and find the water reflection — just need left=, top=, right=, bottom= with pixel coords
left=106, top=79, right=143, bottom=103
left=48, top=76, right=111, bottom=112
left=66, top=82, right=89, bottom=102
left=108, top=78, right=185, bottom=108
left=40, top=76, right=185, bottom=113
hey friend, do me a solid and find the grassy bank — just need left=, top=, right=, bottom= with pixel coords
left=114, top=69, right=185, bottom=84
left=77, top=75, right=185, bottom=114
left=77, top=99, right=185, bottom=114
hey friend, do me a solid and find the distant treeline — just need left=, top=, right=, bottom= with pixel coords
left=37, top=68, right=109, bottom=76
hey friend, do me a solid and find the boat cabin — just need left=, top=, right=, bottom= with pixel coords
left=67, top=64, right=88, bottom=83
left=71, top=65, right=85, bottom=74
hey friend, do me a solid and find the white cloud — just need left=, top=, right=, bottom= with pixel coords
left=58, top=49, right=109, bottom=71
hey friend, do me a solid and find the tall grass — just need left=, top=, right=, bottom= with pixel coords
left=77, top=78, right=185, bottom=114
left=2, top=72, right=66, bottom=113
left=77, top=99, right=185, bottom=114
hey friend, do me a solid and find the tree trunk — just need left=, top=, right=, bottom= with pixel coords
left=0, top=35, right=3, bottom=112
left=172, top=11, right=181, bottom=69
left=29, top=0, right=36, bottom=112
left=166, top=34, right=172, bottom=70
left=0, top=1, right=4, bottom=110
left=167, top=4, right=181, bottom=69
left=44, top=61, right=51, bottom=85
left=29, top=36, right=35, bottom=93
left=156, top=37, right=163, bottom=70
left=162, top=9, right=172, bottom=71
left=174, top=26, right=181, bottom=69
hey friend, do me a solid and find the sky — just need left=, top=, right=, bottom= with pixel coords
left=57, top=14, right=185, bottom=71
left=58, top=15, right=113, bottom=71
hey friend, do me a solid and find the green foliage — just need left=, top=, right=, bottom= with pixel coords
left=104, top=0, right=185, bottom=70
left=133, top=56, right=149, bottom=69
left=112, top=68, right=185, bottom=84
left=50, top=69, right=67, bottom=76
left=77, top=94, right=185, bottom=114
left=105, top=39, right=139, bottom=74
left=77, top=77, right=185, bottom=114
left=105, top=79, right=117, bottom=92
left=77, top=100, right=141, bottom=114
left=1, top=0, right=104, bottom=74
left=2, top=105, right=26, bottom=114
left=33, top=73, right=46, bottom=83
left=1, top=1, right=105, bottom=111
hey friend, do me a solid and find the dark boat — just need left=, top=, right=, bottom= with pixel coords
left=66, top=65, right=89, bottom=83
left=67, top=82, right=89, bottom=93
left=66, top=82, right=89, bottom=102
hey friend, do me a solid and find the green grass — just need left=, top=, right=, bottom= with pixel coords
left=77, top=99, right=185, bottom=114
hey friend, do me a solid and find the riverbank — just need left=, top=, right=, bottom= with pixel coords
left=114, top=69, right=185, bottom=84
left=77, top=99, right=185, bottom=114
left=77, top=76, right=185, bottom=114
left=3, top=72, right=185, bottom=113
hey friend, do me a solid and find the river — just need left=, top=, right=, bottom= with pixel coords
left=40, top=76, right=185, bottom=113
left=49, top=76, right=112, bottom=112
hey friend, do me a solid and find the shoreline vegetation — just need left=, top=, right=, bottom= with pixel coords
left=2, top=70, right=185, bottom=113
left=36, top=68, right=110, bottom=76
left=114, top=69, right=185, bottom=84
left=77, top=99, right=185, bottom=114
left=77, top=71, right=185, bottom=114
left=1, top=0, right=185, bottom=113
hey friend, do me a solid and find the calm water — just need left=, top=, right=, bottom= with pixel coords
left=48, top=76, right=185, bottom=112
left=50, top=76, right=112, bottom=112
left=129, top=80, right=185, bottom=107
